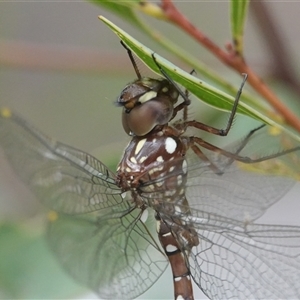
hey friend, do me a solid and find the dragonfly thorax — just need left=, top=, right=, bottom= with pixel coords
left=116, top=129, right=189, bottom=210
left=117, top=77, right=179, bottom=136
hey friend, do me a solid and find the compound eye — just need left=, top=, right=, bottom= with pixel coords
left=122, top=98, right=173, bottom=136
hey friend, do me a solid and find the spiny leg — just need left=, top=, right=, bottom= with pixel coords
left=189, top=124, right=267, bottom=175
left=182, top=69, right=196, bottom=123
left=120, top=40, right=142, bottom=80
left=188, top=141, right=224, bottom=174
left=191, top=136, right=300, bottom=164
left=186, top=125, right=300, bottom=175
left=170, top=80, right=192, bottom=122
left=151, top=53, right=191, bottom=120
left=183, top=74, right=248, bottom=136
left=221, top=124, right=266, bottom=169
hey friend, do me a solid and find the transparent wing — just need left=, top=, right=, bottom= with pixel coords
left=186, top=158, right=295, bottom=222
left=0, top=110, right=168, bottom=298
left=186, top=125, right=298, bottom=222
left=0, top=110, right=124, bottom=214
left=47, top=209, right=168, bottom=299
left=141, top=155, right=295, bottom=223
left=182, top=212, right=300, bottom=299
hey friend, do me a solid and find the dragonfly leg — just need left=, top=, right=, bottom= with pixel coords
left=151, top=53, right=191, bottom=120
left=188, top=140, right=224, bottom=174
left=172, top=70, right=196, bottom=122
left=220, top=124, right=266, bottom=169
left=191, top=136, right=300, bottom=164
left=182, top=74, right=248, bottom=136
left=120, top=40, right=142, bottom=79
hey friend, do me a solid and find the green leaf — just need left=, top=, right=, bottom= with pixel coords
left=89, top=0, right=141, bottom=26
left=100, top=17, right=253, bottom=116
left=99, top=16, right=300, bottom=142
left=92, top=1, right=268, bottom=118
left=90, top=0, right=166, bottom=22
left=230, top=0, right=249, bottom=55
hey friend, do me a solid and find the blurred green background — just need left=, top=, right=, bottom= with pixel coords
left=1, top=1, right=300, bottom=299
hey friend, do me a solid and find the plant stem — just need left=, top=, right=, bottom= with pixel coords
left=160, top=0, right=300, bottom=132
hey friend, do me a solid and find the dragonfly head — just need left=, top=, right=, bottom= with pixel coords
left=116, top=77, right=179, bottom=136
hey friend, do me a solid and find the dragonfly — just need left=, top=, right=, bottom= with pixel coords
left=0, top=41, right=300, bottom=300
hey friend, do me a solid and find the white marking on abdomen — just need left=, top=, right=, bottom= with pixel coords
left=166, top=244, right=178, bottom=252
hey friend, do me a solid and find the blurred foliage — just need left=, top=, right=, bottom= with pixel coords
left=0, top=222, right=86, bottom=298
left=230, top=0, right=249, bottom=55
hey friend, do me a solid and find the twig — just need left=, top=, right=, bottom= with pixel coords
left=160, top=0, right=300, bottom=132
